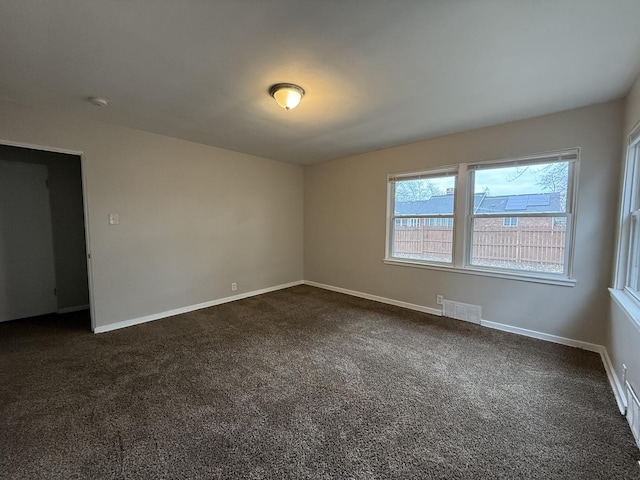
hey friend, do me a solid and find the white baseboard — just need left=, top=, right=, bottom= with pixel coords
left=57, top=304, right=90, bottom=314
left=479, top=319, right=603, bottom=352
left=303, top=280, right=626, bottom=414
left=599, top=347, right=627, bottom=414
left=93, top=281, right=303, bottom=334
left=303, top=280, right=442, bottom=316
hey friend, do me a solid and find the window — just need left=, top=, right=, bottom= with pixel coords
left=388, top=171, right=456, bottom=263
left=469, top=159, right=573, bottom=275
left=614, top=125, right=640, bottom=304
left=386, top=150, right=578, bottom=283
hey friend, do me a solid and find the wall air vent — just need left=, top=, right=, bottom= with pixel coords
left=442, top=300, right=481, bottom=325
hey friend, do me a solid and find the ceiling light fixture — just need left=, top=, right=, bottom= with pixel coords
left=269, top=83, right=305, bottom=110
left=88, top=96, right=109, bottom=107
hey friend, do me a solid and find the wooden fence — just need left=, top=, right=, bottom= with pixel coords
left=394, top=225, right=566, bottom=272
left=393, top=226, right=453, bottom=262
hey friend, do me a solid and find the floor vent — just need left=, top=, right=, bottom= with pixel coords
left=442, top=300, right=481, bottom=325
left=627, top=382, right=640, bottom=450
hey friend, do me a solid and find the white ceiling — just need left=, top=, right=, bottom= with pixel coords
left=1, top=1, right=640, bottom=165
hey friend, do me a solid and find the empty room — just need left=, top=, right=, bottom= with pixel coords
left=1, top=1, right=640, bottom=478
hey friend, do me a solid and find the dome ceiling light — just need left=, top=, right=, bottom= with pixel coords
left=269, top=83, right=305, bottom=110
left=88, top=96, right=109, bottom=107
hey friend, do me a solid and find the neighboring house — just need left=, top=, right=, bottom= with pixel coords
left=394, top=192, right=566, bottom=272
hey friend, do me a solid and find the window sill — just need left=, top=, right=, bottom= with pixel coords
left=608, top=288, right=640, bottom=334
left=383, top=258, right=577, bottom=287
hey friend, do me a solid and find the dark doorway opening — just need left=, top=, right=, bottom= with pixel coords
left=0, top=144, right=91, bottom=329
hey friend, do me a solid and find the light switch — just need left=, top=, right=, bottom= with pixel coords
left=109, top=213, right=119, bottom=225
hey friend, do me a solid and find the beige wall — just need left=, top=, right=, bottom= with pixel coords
left=305, top=100, right=623, bottom=345
left=608, top=73, right=640, bottom=403
left=0, top=100, right=303, bottom=330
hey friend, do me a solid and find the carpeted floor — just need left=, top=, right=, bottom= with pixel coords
left=0, top=285, right=638, bottom=479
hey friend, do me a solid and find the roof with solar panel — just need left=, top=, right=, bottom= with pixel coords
left=396, top=192, right=563, bottom=215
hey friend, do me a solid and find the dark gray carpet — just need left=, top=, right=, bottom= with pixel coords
left=1, top=285, right=638, bottom=479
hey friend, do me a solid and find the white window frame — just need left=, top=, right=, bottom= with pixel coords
left=385, top=149, right=579, bottom=286
left=611, top=122, right=640, bottom=330
left=387, top=168, right=457, bottom=265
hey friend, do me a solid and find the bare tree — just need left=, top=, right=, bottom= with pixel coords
left=395, top=179, right=444, bottom=202
left=505, top=163, right=568, bottom=204
left=536, top=162, right=568, bottom=195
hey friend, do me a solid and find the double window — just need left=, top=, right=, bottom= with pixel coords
left=386, top=150, right=578, bottom=283
left=615, top=124, right=640, bottom=303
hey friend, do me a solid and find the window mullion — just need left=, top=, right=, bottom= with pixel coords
left=562, top=213, right=573, bottom=277
left=386, top=180, right=396, bottom=262
left=453, top=164, right=469, bottom=268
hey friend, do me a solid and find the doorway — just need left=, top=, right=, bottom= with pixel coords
left=0, top=143, right=92, bottom=328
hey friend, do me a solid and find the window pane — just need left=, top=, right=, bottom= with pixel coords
left=394, top=175, right=455, bottom=215
left=471, top=217, right=566, bottom=274
left=473, top=161, right=569, bottom=213
left=627, top=214, right=640, bottom=292
left=393, top=217, right=453, bottom=263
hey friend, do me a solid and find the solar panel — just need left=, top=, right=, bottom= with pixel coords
left=527, top=194, right=550, bottom=206
left=505, top=196, right=528, bottom=210
left=395, top=197, right=454, bottom=215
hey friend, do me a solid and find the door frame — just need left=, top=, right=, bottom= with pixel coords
left=0, top=139, right=96, bottom=331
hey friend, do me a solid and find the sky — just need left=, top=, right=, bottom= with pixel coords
left=422, top=162, right=564, bottom=197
